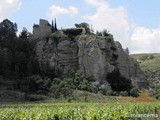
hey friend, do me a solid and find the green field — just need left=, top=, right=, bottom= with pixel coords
left=0, top=102, right=160, bottom=120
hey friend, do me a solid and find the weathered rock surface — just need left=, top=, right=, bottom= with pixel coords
left=34, top=19, right=148, bottom=90
left=36, top=38, right=79, bottom=76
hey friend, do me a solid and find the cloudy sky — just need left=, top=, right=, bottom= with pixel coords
left=0, top=0, right=160, bottom=53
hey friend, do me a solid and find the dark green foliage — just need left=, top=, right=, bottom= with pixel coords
left=17, top=75, right=51, bottom=94
left=96, top=30, right=102, bottom=36
left=19, top=27, right=29, bottom=40
left=63, top=29, right=82, bottom=38
left=51, top=20, right=55, bottom=33
left=102, top=29, right=110, bottom=36
left=149, top=86, right=160, bottom=99
left=119, top=91, right=128, bottom=96
left=130, top=88, right=140, bottom=97
left=99, top=85, right=108, bottom=95
left=106, top=68, right=132, bottom=91
left=106, top=90, right=113, bottom=96
left=50, top=31, right=67, bottom=45
left=54, top=114, right=59, bottom=120
left=0, top=19, right=17, bottom=32
left=72, top=70, right=92, bottom=91
left=0, top=19, right=38, bottom=78
left=112, top=91, right=119, bottom=96
left=0, top=19, right=17, bottom=48
left=50, top=77, right=74, bottom=98
left=26, top=94, right=47, bottom=101
left=49, top=70, right=92, bottom=98
left=54, top=18, right=58, bottom=31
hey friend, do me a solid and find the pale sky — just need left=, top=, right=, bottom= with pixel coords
left=0, top=0, right=160, bottom=53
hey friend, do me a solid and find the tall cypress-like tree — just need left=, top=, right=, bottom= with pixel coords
left=51, top=20, right=55, bottom=33
left=54, top=18, right=57, bottom=31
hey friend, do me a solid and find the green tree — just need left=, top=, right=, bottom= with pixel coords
left=102, top=29, right=110, bottom=36
left=96, top=30, right=102, bottom=36
left=0, top=19, right=17, bottom=48
left=19, top=27, right=29, bottom=40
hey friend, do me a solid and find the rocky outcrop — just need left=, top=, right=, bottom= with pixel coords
left=34, top=19, right=148, bottom=91
left=36, top=38, right=79, bottom=76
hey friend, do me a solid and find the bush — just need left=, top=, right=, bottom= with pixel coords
left=19, top=75, right=51, bottom=94
left=63, top=29, right=82, bottom=37
left=49, top=70, right=92, bottom=98
left=73, top=70, right=92, bottom=91
left=119, top=91, right=128, bottom=96
left=102, top=29, right=110, bottom=36
left=106, top=90, right=113, bottom=96
left=112, top=91, right=119, bottom=96
left=26, top=94, right=47, bottom=101
left=99, top=85, right=108, bottom=95
left=50, top=31, right=67, bottom=45
left=130, top=88, right=140, bottom=97
left=149, top=86, right=160, bottom=99
left=49, top=77, right=74, bottom=98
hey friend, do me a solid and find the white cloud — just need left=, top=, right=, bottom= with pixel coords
left=0, top=0, right=21, bottom=21
left=84, top=0, right=107, bottom=7
left=83, top=0, right=131, bottom=48
left=47, top=5, right=78, bottom=19
left=130, top=27, right=160, bottom=53
left=83, top=0, right=160, bottom=53
left=68, top=6, right=79, bottom=16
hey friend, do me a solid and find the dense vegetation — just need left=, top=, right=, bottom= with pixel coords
left=0, top=102, right=159, bottom=120
left=131, top=53, right=160, bottom=99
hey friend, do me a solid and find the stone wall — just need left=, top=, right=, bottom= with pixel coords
left=33, top=19, right=52, bottom=39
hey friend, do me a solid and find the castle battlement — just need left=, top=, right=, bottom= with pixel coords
left=33, top=19, right=52, bottom=39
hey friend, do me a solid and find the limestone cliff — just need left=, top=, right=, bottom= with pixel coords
left=34, top=19, right=148, bottom=91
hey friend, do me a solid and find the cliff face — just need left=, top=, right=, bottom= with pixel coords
left=36, top=38, right=79, bottom=76
left=34, top=19, right=148, bottom=91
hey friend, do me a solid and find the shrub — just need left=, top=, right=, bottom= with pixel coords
left=106, top=90, right=113, bottom=96
left=96, top=30, right=102, bottom=36
left=112, top=91, right=119, bottom=96
left=73, top=70, right=92, bottom=91
left=149, top=86, right=160, bottom=99
left=49, top=70, right=92, bottom=98
left=119, top=91, right=128, bottom=96
left=102, top=29, right=110, bottom=36
left=130, top=88, right=140, bottom=97
left=63, top=29, right=82, bottom=37
left=50, top=31, right=67, bottom=45
left=99, top=85, right=108, bottom=95
left=26, top=94, right=47, bottom=101
left=19, top=75, right=51, bottom=94
left=50, top=77, right=74, bottom=98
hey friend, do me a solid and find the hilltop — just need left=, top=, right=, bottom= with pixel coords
left=0, top=19, right=150, bottom=102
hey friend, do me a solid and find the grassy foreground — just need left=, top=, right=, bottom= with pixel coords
left=0, top=102, right=160, bottom=120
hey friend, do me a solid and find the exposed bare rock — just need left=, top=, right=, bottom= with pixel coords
left=34, top=19, right=148, bottom=91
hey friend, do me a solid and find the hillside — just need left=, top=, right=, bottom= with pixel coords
left=130, top=53, right=160, bottom=88
left=0, top=19, right=149, bottom=102
left=130, top=53, right=160, bottom=72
